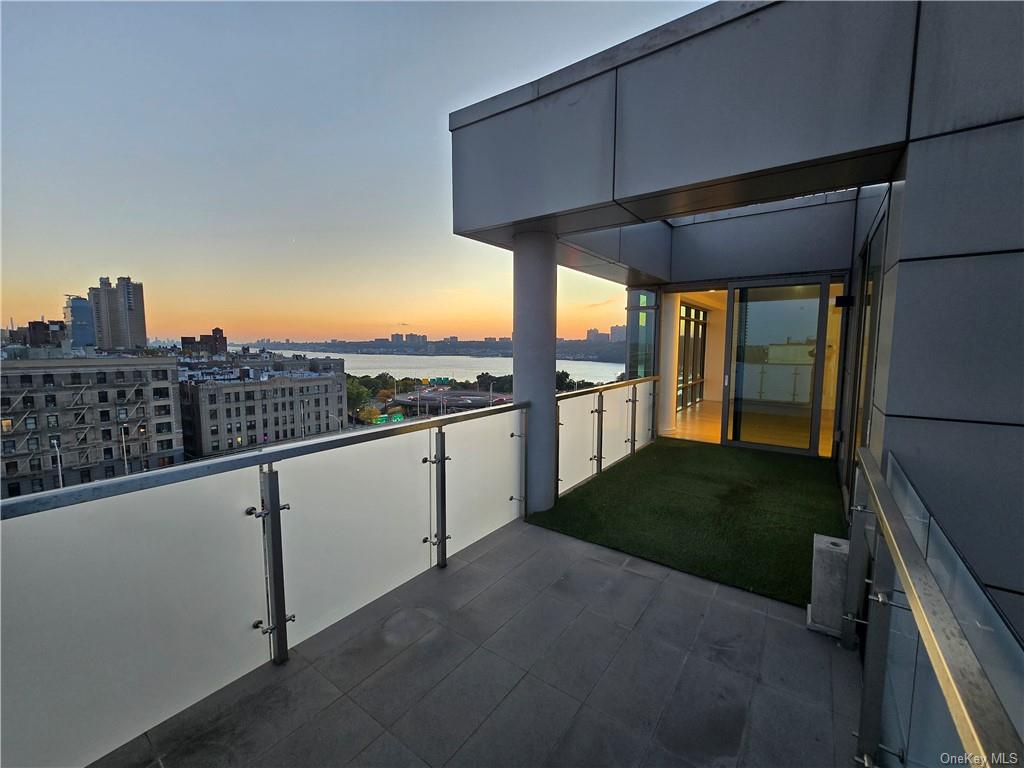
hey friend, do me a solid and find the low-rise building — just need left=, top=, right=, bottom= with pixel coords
left=178, top=370, right=347, bottom=459
left=0, top=358, right=184, bottom=498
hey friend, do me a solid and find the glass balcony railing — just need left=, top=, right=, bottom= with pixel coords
left=0, top=401, right=532, bottom=768
left=853, top=449, right=1023, bottom=768
left=556, top=376, right=656, bottom=495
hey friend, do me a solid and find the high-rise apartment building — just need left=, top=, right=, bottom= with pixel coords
left=63, top=295, right=96, bottom=349
left=88, top=276, right=148, bottom=350
left=0, top=358, right=184, bottom=498
left=610, top=325, right=627, bottom=343
left=178, top=371, right=347, bottom=459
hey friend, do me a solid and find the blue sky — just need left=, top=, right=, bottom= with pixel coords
left=2, top=1, right=703, bottom=340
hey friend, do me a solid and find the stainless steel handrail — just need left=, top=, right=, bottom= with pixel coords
left=0, top=401, right=530, bottom=520
left=858, top=447, right=1023, bottom=765
left=555, top=375, right=659, bottom=401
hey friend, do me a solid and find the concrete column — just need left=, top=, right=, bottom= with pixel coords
left=513, top=231, right=557, bottom=513
left=658, top=292, right=680, bottom=435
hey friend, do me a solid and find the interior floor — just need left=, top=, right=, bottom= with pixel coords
left=664, top=401, right=836, bottom=458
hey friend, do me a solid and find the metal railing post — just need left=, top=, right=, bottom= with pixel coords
left=253, top=464, right=293, bottom=665
left=650, top=379, right=659, bottom=440
left=857, top=533, right=894, bottom=765
left=423, top=428, right=452, bottom=566
left=629, top=384, right=638, bottom=455
left=593, top=391, right=605, bottom=473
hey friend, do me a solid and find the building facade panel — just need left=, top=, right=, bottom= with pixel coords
left=614, top=1, right=916, bottom=200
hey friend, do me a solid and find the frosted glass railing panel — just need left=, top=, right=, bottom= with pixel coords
left=905, top=635, right=963, bottom=767
left=277, top=430, right=432, bottom=646
left=558, top=394, right=596, bottom=494
left=634, top=380, right=654, bottom=449
left=602, top=386, right=631, bottom=467
left=444, top=410, right=523, bottom=558
left=1, top=469, right=267, bottom=768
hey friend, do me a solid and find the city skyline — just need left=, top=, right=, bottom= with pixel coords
left=1, top=2, right=702, bottom=341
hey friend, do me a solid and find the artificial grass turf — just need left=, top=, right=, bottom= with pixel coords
left=530, top=438, right=846, bottom=606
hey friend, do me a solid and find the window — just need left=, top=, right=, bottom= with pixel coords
left=2, top=439, right=15, bottom=453
left=245, top=405, right=255, bottom=416
left=133, top=370, right=143, bottom=382
left=156, top=422, right=172, bottom=434
left=7, top=482, right=21, bottom=497
left=235, top=422, right=241, bottom=433
left=27, top=437, right=39, bottom=451
left=80, top=469, right=92, bottom=483
left=31, top=478, right=44, bottom=493
left=158, top=456, right=174, bottom=468
left=153, top=387, right=169, bottom=399
left=5, top=461, right=18, bottom=475
left=96, top=372, right=107, bottom=384
left=208, top=409, right=218, bottom=420
left=101, top=428, right=112, bottom=441
left=246, top=420, right=256, bottom=431
left=46, top=415, right=58, bottom=429
left=233, top=392, right=241, bottom=403
left=103, top=447, right=113, bottom=460
left=23, top=395, right=35, bottom=408
left=116, top=390, right=127, bottom=401
left=157, top=439, right=173, bottom=451
left=20, top=374, right=33, bottom=386
left=29, top=457, right=42, bottom=471
left=247, top=435, right=257, bottom=445
left=117, top=407, right=128, bottom=420
left=70, top=372, right=82, bottom=385
left=42, top=374, right=54, bottom=386
left=245, top=391, right=255, bottom=401
left=210, top=424, right=219, bottom=436
left=155, top=404, right=171, bottom=417
left=100, top=410, right=111, bottom=423
left=152, top=369, right=169, bottom=381
left=208, top=393, right=217, bottom=405
left=1, top=419, right=12, bottom=433
left=115, top=371, right=125, bottom=383
left=45, top=394, right=56, bottom=407
left=135, top=391, right=145, bottom=402
left=25, top=417, right=37, bottom=430
left=98, top=390, right=109, bottom=403
left=0, top=397, right=8, bottom=409
left=211, top=440, right=220, bottom=451
left=104, top=466, right=116, bottom=478
left=226, top=423, right=233, bottom=434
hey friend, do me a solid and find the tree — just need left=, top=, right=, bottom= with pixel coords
left=347, top=377, right=371, bottom=413
left=357, top=405, right=381, bottom=423
left=377, top=387, right=394, bottom=403
left=555, top=370, right=572, bottom=391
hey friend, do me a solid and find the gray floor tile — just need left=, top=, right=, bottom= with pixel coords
left=454, top=521, right=524, bottom=563
left=640, top=741, right=698, bottom=768
left=347, top=733, right=427, bottom=768
left=394, top=562, right=503, bottom=622
left=484, top=592, right=584, bottom=668
left=312, top=607, right=436, bottom=692
left=653, top=655, right=754, bottom=768
left=473, top=529, right=545, bottom=576
left=585, top=544, right=631, bottom=568
left=251, top=696, right=381, bottom=767
left=86, top=733, right=154, bottom=768
left=349, top=625, right=476, bottom=726
left=447, top=675, right=580, bottom=768
left=738, top=684, right=833, bottom=768
left=162, top=665, right=341, bottom=768
left=531, top=610, right=628, bottom=701
left=624, top=557, right=671, bottom=581
left=391, top=648, right=525, bottom=767
left=635, top=578, right=712, bottom=651
left=765, top=599, right=807, bottom=627
left=443, top=576, right=538, bottom=644
left=547, top=557, right=659, bottom=628
left=295, top=594, right=401, bottom=663
left=715, top=584, right=772, bottom=614
left=507, top=543, right=584, bottom=591
left=544, top=706, right=647, bottom=768
left=691, top=599, right=766, bottom=678
left=665, top=570, right=717, bottom=597
left=830, top=643, right=863, bottom=722
left=148, top=655, right=312, bottom=755
left=759, top=617, right=832, bottom=706
left=586, top=631, right=686, bottom=736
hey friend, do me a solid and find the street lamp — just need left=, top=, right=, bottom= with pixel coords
left=49, top=436, right=64, bottom=489
left=120, top=424, right=130, bottom=475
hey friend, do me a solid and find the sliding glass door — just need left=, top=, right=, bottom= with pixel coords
left=721, top=279, right=829, bottom=453
left=677, top=304, right=707, bottom=411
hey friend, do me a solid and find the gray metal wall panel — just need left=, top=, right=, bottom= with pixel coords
left=871, top=262, right=899, bottom=417
left=620, top=221, right=672, bottom=282
left=884, top=252, right=1024, bottom=425
left=452, top=73, right=616, bottom=233
left=614, top=2, right=916, bottom=200
left=560, top=228, right=620, bottom=263
left=900, top=121, right=1024, bottom=260
left=881, top=417, right=1024, bottom=595
left=911, top=2, right=1024, bottom=139
left=853, top=185, right=889, bottom=260
left=670, top=199, right=855, bottom=283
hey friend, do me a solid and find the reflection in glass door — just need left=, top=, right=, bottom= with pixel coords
left=677, top=304, right=707, bottom=411
left=724, top=282, right=827, bottom=452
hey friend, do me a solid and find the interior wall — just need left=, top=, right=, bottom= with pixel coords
left=657, top=292, right=681, bottom=434
left=677, top=290, right=726, bottom=405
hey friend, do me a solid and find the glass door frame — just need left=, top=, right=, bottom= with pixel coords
left=719, top=275, right=831, bottom=456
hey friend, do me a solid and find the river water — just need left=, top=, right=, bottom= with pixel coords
left=246, top=348, right=625, bottom=383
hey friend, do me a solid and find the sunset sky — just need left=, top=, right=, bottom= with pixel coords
left=2, top=1, right=701, bottom=342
